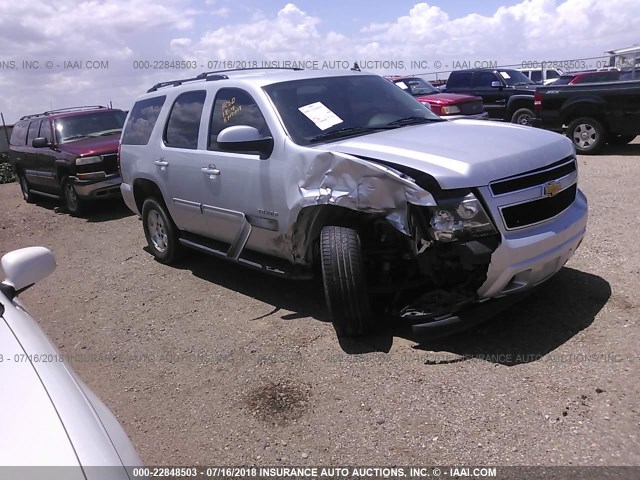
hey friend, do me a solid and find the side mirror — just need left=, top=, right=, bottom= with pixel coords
left=32, top=137, right=50, bottom=148
left=490, top=81, right=502, bottom=88
left=1, top=247, right=56, bottom=298
left=217, top=125, right=274, bottom=159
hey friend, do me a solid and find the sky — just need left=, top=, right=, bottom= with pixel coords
left=0, top=0, right=638, bottom=124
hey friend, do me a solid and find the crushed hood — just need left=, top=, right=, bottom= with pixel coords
left=316, top=119, right=574, bottom=189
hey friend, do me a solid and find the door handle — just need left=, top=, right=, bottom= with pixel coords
left=154, top=159, right=169, bottom=167
left=201, top=165, right=220, bottom=176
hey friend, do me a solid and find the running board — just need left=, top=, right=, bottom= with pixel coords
left=178, top=234, right=313, bottom=279
left=30, top=189, right=60, bottom=199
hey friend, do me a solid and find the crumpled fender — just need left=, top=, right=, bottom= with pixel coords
left=278, top=150, right=436, bottom=261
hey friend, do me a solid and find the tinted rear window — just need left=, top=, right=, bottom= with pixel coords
left=164, top=91, right=206, bottom=149
left=9, top=121, right=29, bottom=146
left=122, top=96, right=166, bottom=145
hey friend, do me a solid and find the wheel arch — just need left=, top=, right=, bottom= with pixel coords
left=132, top=177, right=167, bottom=213
left=292, top=205, right=390, bottom=264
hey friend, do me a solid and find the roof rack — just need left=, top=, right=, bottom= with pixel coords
left=147, top=67, right=304, bottom=93
left=20, top=105, right=108, bottom=120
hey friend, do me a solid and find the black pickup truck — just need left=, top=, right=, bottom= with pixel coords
left=534, top=79, right=640, bottom=154
left=443, top=68, right=536, bottom=124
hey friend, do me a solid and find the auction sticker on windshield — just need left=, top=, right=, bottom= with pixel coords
left=298, top=102, right=343, bottom=130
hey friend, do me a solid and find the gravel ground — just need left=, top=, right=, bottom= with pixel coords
left=1, top=140, right=639, bottom=468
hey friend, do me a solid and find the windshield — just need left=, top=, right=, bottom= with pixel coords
left=263, top=75, right=442, bottom=146
left=392, top=77, right=440, bottom=96
left=54, top=110, right=126, bottom=143
left=498, top=70, right=535, bottom=86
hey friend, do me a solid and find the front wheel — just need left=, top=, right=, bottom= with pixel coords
left=141, top=197, right=182, bottom=264
left=510, top=108, right=535, bottom=125
left=62, top=178, right=86, bottom=215
left=567, top=117, right=606, bottom=154
left=320, top=226, right=372, bottom=337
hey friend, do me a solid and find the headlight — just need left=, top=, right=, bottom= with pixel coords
left=76, top=155, right=102, bottom=166
left=420, top=101, right=433, bottom=111
left=440, top=105, right=461, bottom=115
left=428, top=192, right=496, bottom=242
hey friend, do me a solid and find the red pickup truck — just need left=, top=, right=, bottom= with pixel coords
left=386, top=76, right=488, bottom=120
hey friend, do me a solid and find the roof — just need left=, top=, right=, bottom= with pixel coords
left=19, top=106, right=123, bottom=121
left=144, top=68, right=372, bottom=95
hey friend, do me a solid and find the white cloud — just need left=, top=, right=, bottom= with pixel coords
left=170, top=3, right=353, bottom=61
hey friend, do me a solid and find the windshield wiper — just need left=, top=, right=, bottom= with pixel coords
left=62, top=135, right=90, bottom=142
left=309, top=126, right=388, bottom=143
left=385, top=116, right=441, bottom=127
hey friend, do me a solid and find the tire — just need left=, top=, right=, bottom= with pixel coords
left=62, top=177, right=86, bottom=215
left=320, top=226, right=372, bottom=337
left=510, top=108, right=535, bottom=126
left=566, top=117, right=606, bottom=154
left=141, top=197, right=182, bottom=264
left=607, top=134, right=636, bottom=146
left=18, top=173, right=35, bottom=203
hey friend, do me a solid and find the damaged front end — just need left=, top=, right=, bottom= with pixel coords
left=282, top=150, right=501, bottom=322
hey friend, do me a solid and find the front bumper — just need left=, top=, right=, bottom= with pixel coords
left=71, top=173, right=122, bottom=199
left=446, top=111, right=490, bottom=121
left=410, top=290, right=531, bottom=337
left=478, top=188, right=588, bottom=298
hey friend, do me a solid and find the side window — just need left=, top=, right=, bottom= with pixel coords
left=531, top=71, right=542, bottom=83
left=208, top=88, right=270, bottom=151
left=39, top=120, right=51, bottom=142
left=446, top=72, right=473, bottom=88
left=473, top=72, right=500, bottom=87
left=9, top=121, right=29, bottom=146
left=164, top=91, right=206, bottom=149
left=26, top=120, right=41, bottom=146
left=121, top=96, right=166, bottom=145
left=547, top=70, right=560, bottom=79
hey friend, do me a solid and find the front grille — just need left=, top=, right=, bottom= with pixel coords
left=460, top=100, right=484, bottom=115
left=501, top=184, right=577, bottom=229
left=102, top=154, right=119, bottom=174
left=491, top=157, right=576, bottom=195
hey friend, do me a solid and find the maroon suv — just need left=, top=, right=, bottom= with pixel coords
left=9, top=106, right=126, bottom=214
left=385, top=76, right=487, bottom=120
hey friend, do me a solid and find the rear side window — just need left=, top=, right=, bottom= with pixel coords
left=531, top=71, right=542, bottom=83
left=208, top=88, right=270, bottom=151
left=547, top=70, right=560, bottom=79
left=26, top=120, right=41, bottom=146
left=447, top=72, right=473, bottom=88
left=121, top=96, right=166, bottom=145
left=164, top=91, right=206, bottom=149
left=9, top=121, right=29, bottom=146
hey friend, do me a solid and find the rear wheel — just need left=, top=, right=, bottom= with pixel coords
left=566, top=117, right=606, bottom=154
left=18, top=173, right=35, bottom=203
left=320, top=226, right=372, bottom=337
left=142, top=197, right=182, bottom=264
left=511, top=108, right=535, bottom=125
left=62, top=177, right=86, bottom=215
left=607, top=134, right=636, bottom=146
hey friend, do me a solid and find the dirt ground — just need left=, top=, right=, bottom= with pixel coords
left=1, top=140, right=639, bottom=468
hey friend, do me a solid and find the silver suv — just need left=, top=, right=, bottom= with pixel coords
left=119, top=68, right=588, bottom=337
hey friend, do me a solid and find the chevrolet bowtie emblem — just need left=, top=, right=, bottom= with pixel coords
left=544, top=181, right=562, bottom=197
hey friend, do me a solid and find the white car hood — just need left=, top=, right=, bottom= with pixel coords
left=318, top=119, right=574, bottom=189
left=0, top=317, right=82, bottom=470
